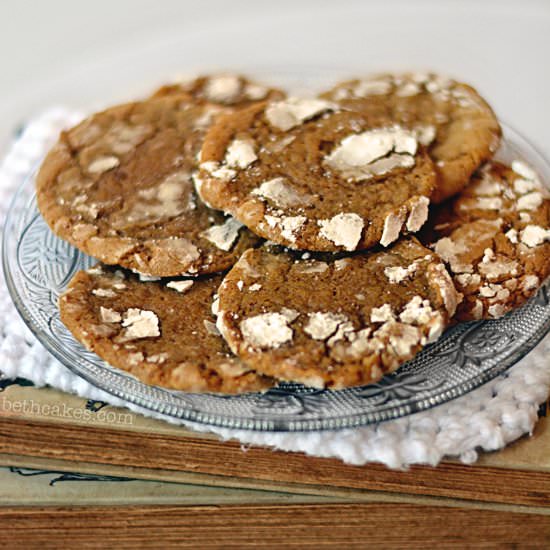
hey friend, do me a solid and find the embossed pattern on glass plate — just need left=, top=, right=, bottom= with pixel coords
left=3, top=123, right=550, bottom=432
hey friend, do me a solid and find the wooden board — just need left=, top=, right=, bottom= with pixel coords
left=1, top=504, right=549, bottom=549
left=1, top=378, right=550, bottom=508
left=2, top=454, right=550, bottom=515
left=0, top=464, right=341, bottom=507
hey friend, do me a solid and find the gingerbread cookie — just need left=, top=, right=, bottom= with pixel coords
left=423, top=160, right=550, bottom=321
left=215, top=240, right=459, bottom=389
left=36, top=95, right=260, bottom=277
left=150, top=73, right=285, bottom=106
left=59, top=266, right=274, bottom=393
left=197, top=98, right=436, bottom=252
left=321, top=73, right=501, bottom=203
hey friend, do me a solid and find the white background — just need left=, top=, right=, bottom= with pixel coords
left=0, top=0, right=549, bottom=154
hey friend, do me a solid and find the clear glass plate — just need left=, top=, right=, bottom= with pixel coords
left=3, top=122, right=550, bottom=432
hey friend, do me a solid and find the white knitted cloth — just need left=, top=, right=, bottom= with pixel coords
left=1, top=109, right=549, bottom=469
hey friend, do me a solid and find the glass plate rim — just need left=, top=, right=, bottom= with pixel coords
left=2, top=120, right=550, bottom=432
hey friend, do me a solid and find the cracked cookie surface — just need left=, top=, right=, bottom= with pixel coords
left=150, top=73, right=285, bottom=107
left=321, top=72, right=501, bottom=203
left=36, top=95, right=260, bottom=277
left=422, top=160, right=550, bottom=321
left=215, top=240, right=459, bottom=389
left=59, top=266, right=274, bottom=393
left=197, top=98, right=436, bottom=252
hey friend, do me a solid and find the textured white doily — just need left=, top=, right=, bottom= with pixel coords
left=1, top=109, right=549, bottom=469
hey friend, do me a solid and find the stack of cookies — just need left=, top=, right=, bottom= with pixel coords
left=35, top=73, right=550, bottom=394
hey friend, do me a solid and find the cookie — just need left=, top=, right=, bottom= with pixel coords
left=215, top=240, right=459, bottom=389
left=36, top=95, right=260, bottom=277
left=151, top=73, right=285, bottom=106
left=321, top=73, right=501, bottom=203
left=423, top=160, right=550, bottom=321
left=197, top=98, right=436, bottom=252
left=59, top=266, right=274, bottom=393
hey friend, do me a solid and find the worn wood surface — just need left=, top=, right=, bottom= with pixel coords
left=2, top=383, right=549, bottom=470
left=4, top=452, right=550, bottom=516
left=1, top=416, right=549, bottom=507
left=0, top=504, right=549, bottom=549
left=1, top=378, right=549, bottom=546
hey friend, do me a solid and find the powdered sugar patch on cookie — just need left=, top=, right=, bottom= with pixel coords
left=264, top=215, right=306, bottom=243
left=429, top=263, right=460, bottom=317
left=244, top=83, right=268, bottom=100
left=265, top=98, right=335, bottom=131
left=380, top=210, right=406, bottom=247
left=399, top=296, right=435, bottom=325
left=520, top=225, right=550, bottom=248
left=325, top=127, right=417, bottom=181
left=406, top=196, right=430, bottom=232
left=100, top=307, right=122, bottom=323
left=204, top=75, right=241, bottom=103
left=240, top=312, right=297, bottom=349
left=370, top=304, right=395, bottom=323
left=517, top=192, right=543, bottom=211
left=225, top=139, right=257, bottom=169
left=92, top=288, right=116, bottom=298
left=384, top=264, right=417, bottom=284
left=350, top=79, right=392, bottom=97
left=121, top=308, right=160, bottom=339
left=511, top=160, right=537, bottom=181
left=201, top=217, right=243, bottom=251
left=87, top=155, right=120, bottom=174
left=304, top=312, right=348, bottom=340
left=413, top=125, right=437, bottom=146
left=166, top=280, right=194, bottom=293
left=155, top=237, right=200, bottom=265
left=318, top=213, right=363, bottom=251
left=251, top=177, right=309, bottom=207
left=200, top=161, right=237, bottom=182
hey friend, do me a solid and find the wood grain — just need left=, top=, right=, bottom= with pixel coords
left=5, top=452, right=550, bottom=515
left=1, top=504, right=549, bottom=549
left=1, top=417, right=549, bottom=507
